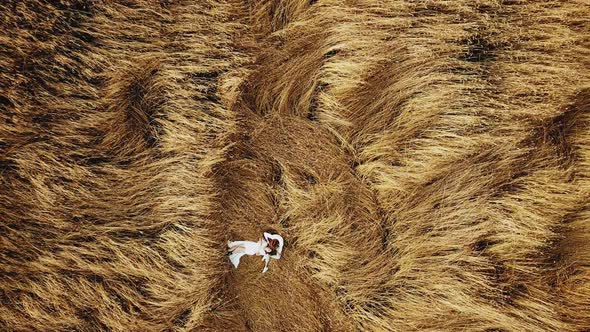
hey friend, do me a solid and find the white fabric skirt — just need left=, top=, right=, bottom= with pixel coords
left=228, top=240, right=263, bottom=268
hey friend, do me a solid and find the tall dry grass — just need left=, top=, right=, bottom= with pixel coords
left=1, top=0, right=589, bottom=331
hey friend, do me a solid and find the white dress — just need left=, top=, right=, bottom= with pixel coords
left=228, top=232, right=284, bottom=273
left=228, top=239, right=267, bottom=268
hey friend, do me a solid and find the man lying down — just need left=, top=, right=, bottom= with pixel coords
left=227, top=231, right=284, bottom=273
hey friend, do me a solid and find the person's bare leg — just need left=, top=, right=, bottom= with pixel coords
left=228, top=240, right=248, bottom=252
left=228, top=240, right=247, bottom=248
left=231, top=246, right=245, bottom=254
left=228, top=245, right=245, bottom=253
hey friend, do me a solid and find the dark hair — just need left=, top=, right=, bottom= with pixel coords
left=267, top=238, right=279, bottom=249
left=264, top=229, right=282, bottom=256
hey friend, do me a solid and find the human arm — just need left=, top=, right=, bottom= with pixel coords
left=261, top=254, right=270, bottom=273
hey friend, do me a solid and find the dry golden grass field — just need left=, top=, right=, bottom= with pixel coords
left=1, top=0, right=590, bottom=331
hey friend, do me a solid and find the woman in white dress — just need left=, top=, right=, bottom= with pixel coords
left=227, top=232, right=284, bottom=273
